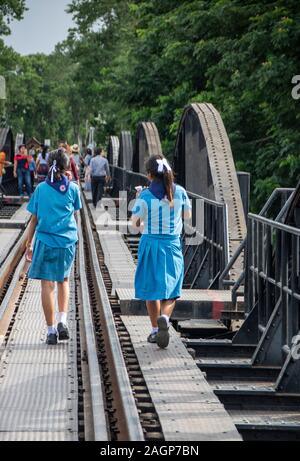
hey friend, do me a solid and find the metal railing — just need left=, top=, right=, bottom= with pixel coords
left=233, top=213, right=300, bottom=347
left=259, top=188, right=295, bottom=221
left=110, top=166, right=148, bottom=202
left=222, top=195, right=300, bottom=393
left=183, top=192, right=229, bottom=289
left=248, top=213, right=300, bottom=326
left=219, top=188, right=295, bottom=306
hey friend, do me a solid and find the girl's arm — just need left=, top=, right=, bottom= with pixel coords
left=25, top=215, right=38, bottom=261
left=131, top=215, right=145, bottom=234
left=131, top=189, right=146, bottom=232
left=131, top=215, right=141, bottom=229
left=183, top=209, right=192, bottom=220
left=13, top=159, right=17, bottom=178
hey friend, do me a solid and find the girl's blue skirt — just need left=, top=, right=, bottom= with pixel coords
left=134, top=234, right=184, bottom=301
left=28, top=239, right=76, bottom=283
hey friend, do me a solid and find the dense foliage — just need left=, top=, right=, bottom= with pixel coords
left=1, top=0, right=300, bottom=209
left=0, top=0, right=26, bottom=35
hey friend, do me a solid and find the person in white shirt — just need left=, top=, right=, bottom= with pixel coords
left=36, top=146, right=49, bottom=183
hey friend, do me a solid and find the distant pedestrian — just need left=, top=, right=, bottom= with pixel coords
left=0, top=147, right=12, bottom=186
left=71, top=144, right=81, bottom=168
left=90, top=148, right=110, bottom=208
left=84, top=148, right=92, bottom=167
left=131, top=154, right=192, bottom=349
left=59, top=143, right=79, bottom=183
left=36, top=146, right=49, bottom=183
left=29, top=154, right=36, bottom=192
left=83, top=148, right=92, bottom=191
left=25, top=149, right=82, bottom=345
left=14, top=145, right=32, bottom=197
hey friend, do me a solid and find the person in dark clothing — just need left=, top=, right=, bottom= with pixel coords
left=90, top=148, right=110, bottom=208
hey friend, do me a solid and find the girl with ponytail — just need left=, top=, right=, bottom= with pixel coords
left=25, top=149, right=82, bottom=346
left=36, top=146, right=49, bottom=183
left=131, top=154, right=192, bottom=349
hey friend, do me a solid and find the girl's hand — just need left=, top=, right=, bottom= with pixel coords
left=135, top=186, right=144, bottom=198
left=139, top=221, right=145, bottom=233
left=65, top=171, right=73, bottom=181
left=25, top=246, right=33, bottom=263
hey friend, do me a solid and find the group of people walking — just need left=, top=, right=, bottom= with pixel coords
left=22, top=137, right=190, bottom=350
left=2, top=141, right=110, bottom=211
left=13, top=143, right=83, bottom=197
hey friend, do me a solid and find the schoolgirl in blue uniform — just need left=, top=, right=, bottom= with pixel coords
left=26, top=149, right=82, bottom=345
left=131, top=154, right=192, bottom=349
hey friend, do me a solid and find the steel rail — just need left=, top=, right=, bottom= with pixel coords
left=0, top=255, right=25, bottom=327
left=81, top=196, right=145, bottom=441
left=77, top=213, right=109, bottom=441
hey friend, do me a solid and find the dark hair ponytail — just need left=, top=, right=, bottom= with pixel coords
left=42, top=146, right=48, bottom=160
left=47, top=149, right=70, bottom=181
left=145, top=154, right=175, bottom=207
left=163, top=168, right=174, bottom=206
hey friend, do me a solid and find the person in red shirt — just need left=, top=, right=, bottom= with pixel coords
left=13, top=145, right=32, bottom=197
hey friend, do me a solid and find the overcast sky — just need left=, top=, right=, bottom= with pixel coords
left=4, top=0, right=74, bottom=55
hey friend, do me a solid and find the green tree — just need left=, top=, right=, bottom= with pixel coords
left=0, top=0, right=26, bottom=36
left=67, top=0, right=300, bottom=209
left=2, top=0, right=300, bottom=210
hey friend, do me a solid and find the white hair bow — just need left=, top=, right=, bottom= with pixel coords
left=157, top=158, right=171, bottom=173
left=49, top=159, right=57, bottom=183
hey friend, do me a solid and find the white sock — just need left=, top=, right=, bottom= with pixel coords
left=151, top=327, right=158, bottom=334
left=47, top=325, right=57, bottom=335
left=57, top=312, right=67, bottom=325
left=162, top=314, right=170, bottom=326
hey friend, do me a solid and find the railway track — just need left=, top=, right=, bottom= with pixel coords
left=120, top=204, right=300, bottom=442
left=0, top=196, right=164, bottom=441
left=80, top=193, right=162, bottom=441
left=3, top=188, right=298, bottom=441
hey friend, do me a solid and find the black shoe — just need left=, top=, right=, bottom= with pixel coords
left=156, top=316, right=170, bottom=349
left=147, top=332, right=157, bottom=344
left=57, top=323, right=70, bottom=341
left=46, top=333, right=58, bottom=345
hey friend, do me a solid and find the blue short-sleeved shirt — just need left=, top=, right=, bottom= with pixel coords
left=27, top=181, right=82, bottom=248
left=131, top=184, right=192, bottom=236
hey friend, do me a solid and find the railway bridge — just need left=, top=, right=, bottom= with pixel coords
left=0, top=103, right=299, bottom=441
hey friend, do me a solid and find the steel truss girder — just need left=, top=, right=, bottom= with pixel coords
left=133, top=122, right=162, bottom=174
left=174, top=103, right=247, bottom=282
